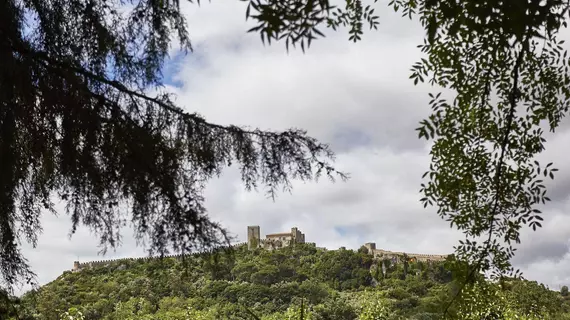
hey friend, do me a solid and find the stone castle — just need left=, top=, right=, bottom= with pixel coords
left=71, top=225, right=448, bottom=272
left=245, top=225, right=447, bottom=262
left=247, top=225, right=308, bottom=250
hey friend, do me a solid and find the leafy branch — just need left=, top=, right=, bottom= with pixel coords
left=442, top=34, right=530, bottom=317
left=406, top=0, right=570, bottom=314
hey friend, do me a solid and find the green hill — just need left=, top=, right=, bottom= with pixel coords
left=5, top=244, right=570, bottom=319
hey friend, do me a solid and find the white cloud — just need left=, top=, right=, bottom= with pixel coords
left=18, top=0, right=570, bottom=296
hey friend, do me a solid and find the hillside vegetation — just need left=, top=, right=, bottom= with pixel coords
left=6, top=244, right=570, bottom=319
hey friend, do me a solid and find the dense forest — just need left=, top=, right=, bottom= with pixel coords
left=3, top=244, right=570, bottom=319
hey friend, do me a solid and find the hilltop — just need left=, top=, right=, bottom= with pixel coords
left=8, top=243, right=570, bottom=320
left=70, top=225, right=448, bottom=273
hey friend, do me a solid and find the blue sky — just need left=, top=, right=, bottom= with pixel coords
left=162, top=50, right=193, bottom=88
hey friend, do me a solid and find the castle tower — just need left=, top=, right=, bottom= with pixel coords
left=247, top=226, right=260, bottom=250
left=291, top=227, right=305, bottom=244
left=73, top=261, right=80, bottom=272
left=291, top=227, right=298, bottom=244
left=364, top=242, right=376, bottom=252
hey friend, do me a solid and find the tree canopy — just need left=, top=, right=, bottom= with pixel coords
left=12, top=244, right=570, bottom=319
left=2, top=1, right=570, bottom=313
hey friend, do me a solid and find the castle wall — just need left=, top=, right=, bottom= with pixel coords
left=72, top=242, right=247, bottom=272
left=368, top=245, right=448, bottom=262
left=72, top=226, right=449, bottom=273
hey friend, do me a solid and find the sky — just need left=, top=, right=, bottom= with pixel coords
left=18, top=1, right=570, bottom=295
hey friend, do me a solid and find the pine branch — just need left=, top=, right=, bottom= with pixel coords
left=6, top=40, right=271, bottom=138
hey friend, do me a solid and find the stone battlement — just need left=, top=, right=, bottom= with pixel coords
left=363, top=242, right=448, bottom=262
left=72, top=242, right=247, bottom=272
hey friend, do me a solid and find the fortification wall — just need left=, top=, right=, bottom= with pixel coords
left=72, top=242, right=247, bottom=272
left=370, top=247, right=448, bottom=262
left=72, top=228, right=451, bottom=273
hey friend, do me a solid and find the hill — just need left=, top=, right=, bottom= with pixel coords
left=6, top=243, right=570, bottom=319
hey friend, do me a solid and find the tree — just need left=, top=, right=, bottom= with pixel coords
left=312, top=296, right=357, bottom=320
left=1, top=0, right=349, bottom=292
left=59, top=308, right=85, bottom=320
left=250, top=265, right=280, bottom=285
left=408, top=0, right=569, bottom=312
left=414, top=0, right=568, bottom=277
left=0, top=289, right=19, bottom=319
left=357, top=292, right=394, bottom=320
left=562, top=286, right=569, bottom=297
left=17, top=243, right=570, bottom=319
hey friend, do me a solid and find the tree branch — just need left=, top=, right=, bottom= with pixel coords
left=4, top=40, right=282, bottom=139
left=443, top=35, right=529, bottom=317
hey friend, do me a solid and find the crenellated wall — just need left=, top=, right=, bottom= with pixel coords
left=72, top=242, right=247, bottom=272
left=363, top=242, right=449, bottom=262
left=71, top=227, right=451, bottom=273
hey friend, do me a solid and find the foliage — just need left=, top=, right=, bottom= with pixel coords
left=0, top=289, right=21, bottom=319
left=453, top=278, right=566, bottom=320
left=355, top=291, right=394, bottom=320
left=311, top=295, right=357, bottom=320
left=413, top=0, right=570, bottom=283
left=10, top=244, right=568, bottom=320
left=59, top=308, right=85, bottom=320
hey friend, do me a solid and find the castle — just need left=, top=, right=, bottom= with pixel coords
left=247, top=225, right=308, bottom=250
left=245, top=226, right=447, bottom=262
left=71, top=225, right=448, bottom=272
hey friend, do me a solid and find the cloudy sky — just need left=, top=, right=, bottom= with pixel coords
left=18, top=1, right=570, bottom=295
